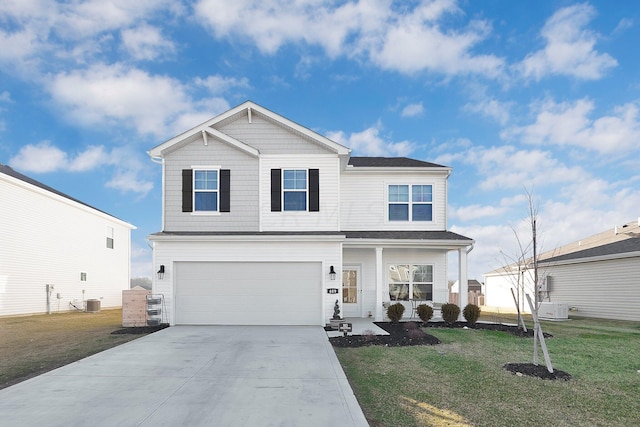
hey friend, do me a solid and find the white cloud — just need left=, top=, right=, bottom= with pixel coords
left=451, top=203, right=507, bottom=222
left=194, top=75, right=251, bottom=94
left=327, top=123, right=414, bottom=157
left=8, top=142, right=154, bottom=195
left=194, top=0, right=504, bottom=78
left=121, top=25, right=176, bottom=61
left=106, top=169, right=153, bottom=194
left=401, top=102, right=424, bottom=118
left=517, top=4, right=617, bottom=80
left=9, top=141, right=69, bottom=173
left=47, top=63, right=233, bottom=138
left=463, top=98, right=511, bottom=125
left=502, top=98, right=640, bottom=154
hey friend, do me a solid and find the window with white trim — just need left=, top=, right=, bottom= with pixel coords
left=388, top=184, right=432, bottom=221
left=283, top=169, right=307, bottom=211
left=194, top=169, right=219, bottom=212
left=388, top=264, right=433, bottom=301
left=106, top=226, right=114, bottom=249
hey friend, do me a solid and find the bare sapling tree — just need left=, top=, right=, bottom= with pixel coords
left=498, top=187, right=553, bottom=371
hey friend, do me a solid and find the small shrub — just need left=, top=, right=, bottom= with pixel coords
left=463, top=304, right=481, bottom=325
left=441, top=303, right=460, bottom=324
left=416, top=304, right=434, bottom=323
left=387, top=303, right=405, bottom=322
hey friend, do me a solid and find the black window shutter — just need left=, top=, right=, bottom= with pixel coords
left=182, top=169, right=193, bottom=212
left=220, top=169, right=230, bottom=212
left=271, top=169, right=281, bottom=212
left=309, top=169, right=319, bottom=212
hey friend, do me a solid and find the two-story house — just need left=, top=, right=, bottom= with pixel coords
left=147, top=101, right=474, bottom=326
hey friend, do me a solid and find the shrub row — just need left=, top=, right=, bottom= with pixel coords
left=386, top=302, right=481, bottom=324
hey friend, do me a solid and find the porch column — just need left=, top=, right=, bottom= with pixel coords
left=458, top=247, right=469, bottom=319
left=375, top=247, right=384, bottom=321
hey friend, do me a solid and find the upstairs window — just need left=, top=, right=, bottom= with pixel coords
left=182, top=168, right=230, bottom=213
left=194, top=170, right=218, bottom=212
left=106, top=226, right=114, bottom=249
left=388, top=184, right=432, bottom=221
left=283, top=169, right=307, bottom=211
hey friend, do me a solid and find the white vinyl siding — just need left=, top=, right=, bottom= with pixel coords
left=261, top=156, right=340, bottom=231
left=163, top=133, right=259, bottom=232
left=0, top=174, right=133, bottom=316
left=341, top=171, right=447, bottom=231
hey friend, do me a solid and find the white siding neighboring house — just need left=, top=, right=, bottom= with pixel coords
left=0, top=164, right=135, bottom=316
left=148, top=101, right=474, bottom=326
left=484, top=219, right=640, bottom=321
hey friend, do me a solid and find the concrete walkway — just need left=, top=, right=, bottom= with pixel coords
left=0, top=326, right=368, bottom=427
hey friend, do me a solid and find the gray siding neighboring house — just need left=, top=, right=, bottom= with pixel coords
left=484, top=219, right=640, bottom=322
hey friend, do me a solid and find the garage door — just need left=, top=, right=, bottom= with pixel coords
left=174, top=262, right=322, bottom=325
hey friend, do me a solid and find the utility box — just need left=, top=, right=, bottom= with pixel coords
left=538, top=302, right=568, bottom=320
left=122, top=287, right=151, bottom=327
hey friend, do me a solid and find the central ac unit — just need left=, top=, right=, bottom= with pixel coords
left=538, top=302, right=568, bottom=320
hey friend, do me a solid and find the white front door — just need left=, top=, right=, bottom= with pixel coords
left=342, top=266, right=361, bottom=317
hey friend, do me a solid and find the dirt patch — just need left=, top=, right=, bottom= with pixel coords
left=503, top=363, right=572, bottom=380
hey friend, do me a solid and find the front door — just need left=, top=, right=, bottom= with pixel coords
left=342, top=266, right=361, bottom=317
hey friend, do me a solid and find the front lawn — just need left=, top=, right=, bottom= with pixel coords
left=0, top=309, right=155, bottom=389
left=334, top=314, right=640, bottom=427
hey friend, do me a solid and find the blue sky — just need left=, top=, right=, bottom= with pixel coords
left=1, top=1, right=639, bottom=281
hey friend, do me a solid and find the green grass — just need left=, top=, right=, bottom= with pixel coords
left=335, top=315, right=640, bottom=427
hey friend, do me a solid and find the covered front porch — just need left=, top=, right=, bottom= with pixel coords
left=340, top=231, right=474, bottom=321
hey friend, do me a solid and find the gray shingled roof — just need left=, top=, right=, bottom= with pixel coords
left=343, top=230, right=472, bottom=241
left=541, top=237, right=640, bottom=263
left=152, top=230, right=473, bottom=241
left=348, top=157, right=447, bottom=168
left=0, top=163, right=124, bottom=221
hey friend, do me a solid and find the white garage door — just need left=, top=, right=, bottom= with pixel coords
left=175, top=262, right=322, bottom=325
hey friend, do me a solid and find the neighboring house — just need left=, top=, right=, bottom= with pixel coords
left=484, top=219, right=640, bottom=321
left=449, top=279, right=484, bottom=306
left=147, top=101, right=474, bottom=326
left=0, top=164, right=135, bottom=316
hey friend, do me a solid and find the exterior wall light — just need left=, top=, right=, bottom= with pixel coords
left=329, top=265, right=336, bottom=281
left=157, top=265, right=165, bottom=280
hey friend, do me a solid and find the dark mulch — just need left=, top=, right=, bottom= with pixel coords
left=424, top=321, right=553, bottom=338
left=503, top=363, right=572, bottom=380
left=328, top=320, right=552, bottom=348
left=110, top=324, right=170, bottom=335
left=329, top=321, right=441, bottom=347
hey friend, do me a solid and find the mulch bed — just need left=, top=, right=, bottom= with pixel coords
left=503, top=363, right=572, bottom=380
left=329, top=321, right=441, bottom=347
left=110, top=324, right=170, bottom=335
left=423, top=321, right=553, bottom=338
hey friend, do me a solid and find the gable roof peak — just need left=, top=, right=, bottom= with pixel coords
left=148, top=100, right=351, bottom=158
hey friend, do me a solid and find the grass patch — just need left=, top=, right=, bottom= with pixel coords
left=0, top=309, right=154, bottom=389
left=335, top=314, right=640, bottom=427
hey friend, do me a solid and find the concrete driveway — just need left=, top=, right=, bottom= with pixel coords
left=0, top=326, right=368, bottom=426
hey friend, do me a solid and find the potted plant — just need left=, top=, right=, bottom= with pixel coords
left=329, top=299, right=343, bottom=330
